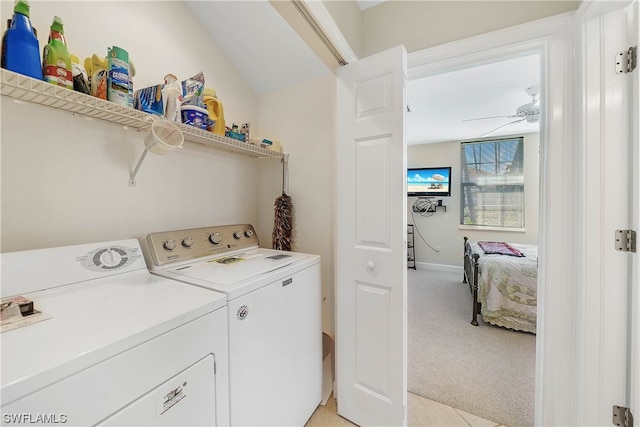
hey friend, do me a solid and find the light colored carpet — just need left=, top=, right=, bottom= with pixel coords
left=408, top=268, right=536, bottom=427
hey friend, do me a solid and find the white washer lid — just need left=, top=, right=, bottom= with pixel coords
left=1, top=269, right=226, bottom=406
left=169, top=248, right=309, bottom=286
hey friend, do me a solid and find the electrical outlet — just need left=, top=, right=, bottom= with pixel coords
left=435, top=246, right=441, bottom=253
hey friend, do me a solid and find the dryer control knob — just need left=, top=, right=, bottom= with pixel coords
left=182, top=237, right=194, bottom=248
left=163, top=239, right=177, bottom=251
left=209, top=233, right=222, bottom=245
left=233, top=231, right=243, bottom=240
left=100, top=248, right=123, bottom=268
left=244, top=230, right=254, bottom=238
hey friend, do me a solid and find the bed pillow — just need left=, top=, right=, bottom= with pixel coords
left=478, top=241, right=525, bottom=257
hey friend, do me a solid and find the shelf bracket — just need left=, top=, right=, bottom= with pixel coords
left=129, top=148, right=150, bottom=187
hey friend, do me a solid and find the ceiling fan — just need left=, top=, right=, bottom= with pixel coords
left=464, top=85, right=540, bottom=136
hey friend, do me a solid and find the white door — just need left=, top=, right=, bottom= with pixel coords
left=577, top=0, right=639, bottom=424
left=335, top=45, right=407, bottom=426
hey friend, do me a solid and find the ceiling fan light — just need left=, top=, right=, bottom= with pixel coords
left=516, top=101, right=537, bottom=115
left=526, top=114, right=540, bottom=123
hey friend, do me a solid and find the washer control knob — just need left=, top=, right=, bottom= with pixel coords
left=233, top=231, right=243, bottom=240
left=209, top=233, right=222, bottom=245
left=163, top=239, right=177, bottom=251
left=182, top=237, right=194, bottom=248
left=244, top=229, right=254, bottom=238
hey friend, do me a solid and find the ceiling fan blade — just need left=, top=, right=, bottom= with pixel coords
left=480, top=117, right=527, bottom=137
left=465, top=86, right=541, bottom=127
left=463, top=114, right=518, bottom=123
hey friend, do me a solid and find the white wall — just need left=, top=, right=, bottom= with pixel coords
left=362, top=1, right=579, bottom=56
left=322, top=0, right=363, bottom=58
left=256, top=75, right=336, bottom=335
left=407, top=132, right=539, bottom=269
left=0, top=1, right=264, bottom=252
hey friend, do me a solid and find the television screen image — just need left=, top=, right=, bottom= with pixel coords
left=407, top=167, right=452, bottom=197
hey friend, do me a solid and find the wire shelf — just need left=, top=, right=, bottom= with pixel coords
left=0, top=69, right=283, bottom=159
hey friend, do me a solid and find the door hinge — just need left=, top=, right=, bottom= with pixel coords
left=615, top=230, right=637, bottom=252
left=613, top=405, right=633, bottom=427
left=616, top=46, right=637, bottom=74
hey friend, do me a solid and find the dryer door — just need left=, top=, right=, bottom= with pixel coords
left=100, top=354, right=216, bottom=426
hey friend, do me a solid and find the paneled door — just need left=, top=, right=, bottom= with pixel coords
left=335, top=45, right=407, bottom=426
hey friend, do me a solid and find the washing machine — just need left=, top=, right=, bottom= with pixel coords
left=0, top=239, right=229, bottom=426
left=142, top=223, right=322, bottom=427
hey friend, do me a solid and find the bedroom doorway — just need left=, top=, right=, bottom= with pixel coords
left=406, top=55, right=541, bottom=427
left=404, top=17, right=561, bottom=427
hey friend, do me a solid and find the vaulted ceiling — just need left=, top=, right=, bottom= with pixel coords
left=187, top=1, right=541, bottom=145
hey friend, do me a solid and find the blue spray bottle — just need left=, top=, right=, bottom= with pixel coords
left=1, top=0, right=43, bottom=80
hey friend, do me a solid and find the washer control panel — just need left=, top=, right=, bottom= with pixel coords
left=145, top=224, right=260, bottom=267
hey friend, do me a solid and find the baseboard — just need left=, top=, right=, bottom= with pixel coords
left=415, top=262, right=463, bottom=274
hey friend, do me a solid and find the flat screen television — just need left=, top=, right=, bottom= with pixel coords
left=407, top=166, right=452, bottom=197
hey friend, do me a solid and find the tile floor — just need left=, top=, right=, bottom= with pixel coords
left=306, top=392, right=505, bottom=427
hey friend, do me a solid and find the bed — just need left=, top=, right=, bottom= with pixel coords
left=463, top=237, right=538, bottom=334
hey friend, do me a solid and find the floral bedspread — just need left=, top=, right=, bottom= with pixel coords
left=472, top=243, right=538, bottom=334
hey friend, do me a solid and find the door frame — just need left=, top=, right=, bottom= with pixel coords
left=574, top=1, right=637, bottom=423
left=407, top=12, right=576, bottom=425
left=632, top=0, right=640, bottom=416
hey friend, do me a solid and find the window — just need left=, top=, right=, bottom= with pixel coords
left=461, top=137, right=524, bottom=228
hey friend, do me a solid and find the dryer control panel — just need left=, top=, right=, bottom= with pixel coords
left=144, top=224, right=260, bottom=268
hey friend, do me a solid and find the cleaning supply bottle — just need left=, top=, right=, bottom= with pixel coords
left=162, top=73, right=182, bottom=122
left=107, top=45, right=129, bottom=106
left=1, top=0, right=42, bottom=80
left=85, top=54, right=107, bottom=99
left=69, top=54, right=89, bottom=94
left=203, top=87, right=226, bottom=135
left=42, top=16, right=72, bottom=89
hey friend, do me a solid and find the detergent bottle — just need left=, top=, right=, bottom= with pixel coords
left=107, top=46, right=129, bottom=106
left=1, top=0, right=42, bottom=80
left=42, top=16, right=72, bottom=89
left=203, top=87, right=226, bottom=135
left=84, top=54, right=107, bottom=99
